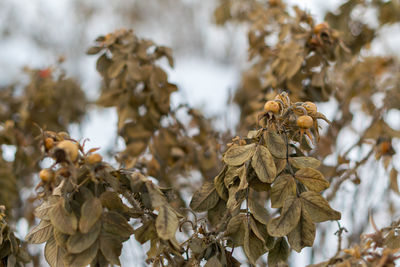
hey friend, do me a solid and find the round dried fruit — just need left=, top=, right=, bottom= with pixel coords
left=297, top=115, right=313, bottom=129
left=313, top=22, right=329, bottom=34
left=56, top=140, right=79, bottom=162
left=264, top=101, right=280, bottom=113
left=303, top=101, right=317, bottom=116
left=87, top=153, right=103, bottom=164
left=39, top=169, right=54, bottom=182
left=44, top=137, right=54, bottom=150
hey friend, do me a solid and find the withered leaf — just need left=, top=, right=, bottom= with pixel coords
left=102, top=211, right=134, bottom=240
left=107, top=60, right=126, bottom=79
left=270, top=174, right=297, bottom=209
left=390, top=168, right=399, bottom=195
left=244, top=224, right=267, bottom=265
left=63, top=241, right=99, bottom=267
left=45, top=236, right=66, bottom=267
left=300, top=191, right=341, bottom=222
left=99, top=232, right=123, bottom=266
left=247, top=129, right=262, bottom=139
left=268, top=237, right=289, bottom=266
left=287, top=205, right=316, bottom=252
left=253, top=218, right=275, bottom=250
left=34, top=197, right=58, bottom=220
left=289, top=157, right=321, bottom=169
left=189, top=181, right=219, bottom=212
left=226, top=186, right=245, bottom=212
left=145, top=180, right=168, bottom=209
left=156, top=205, right=179, bottom=240
left=275, top=158, right=287, bottom=175
left=295, top=168, right=329, bottom=192
left=249, top=175, right=271, bottom=192
left=267, top=196, right=301, bottom=237
left=224, top=214, right=246, bottom=246
left=264, top=130, right=286, bottom=159
left=248, top=198, right=269, bottom=225
left=224, top=165, right=245, bottom=188
left=134, top=220, right=157, bottom=244
left=189, top=237, right=206, bottom=256
left=237, top=165, right=248, bottom=190
left=249, top=216, right=266, bottom=243
left=208, top=199, right=227, bottom=227
left=66, top=221, right=101, bottom=254
left=205, top=255, right=223, bottom=267
left=251, top=145, right=277, bottom=183
left=26, top=219, right=53, bottom=244
left=53, top=228, right=68, bottom=248
left=79, top=197, right=102, bottom=234
left=214, top=167, right=228, bottom=201
left=86, top=46, right=103, bottom=55
left=100, top=191, right=128, bottom=213
left=49, top=200, right=78, bottom=235
left=223, top=143, right=256, bottom=166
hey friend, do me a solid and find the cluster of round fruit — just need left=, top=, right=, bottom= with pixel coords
left=264, top=100, right=316, bottom=127
left=38, top=132, right=103, bottom=183
left=263, top=94, right=320, bottom=143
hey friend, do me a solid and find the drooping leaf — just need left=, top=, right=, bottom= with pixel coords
left=267, top=196, right=301, bottom=237
left=244, top=224, right=267, bottom=265
left=270, top=174, right=297, bottom=208
left=300, top=191, right=341, bottom=222
left=190, top=181, right=220, bottom=212
left=214, top=166, right=228, bottom=201
left=268, top=237, right=289, bottom=266
left=102, top=211, right=134, bottom=240
left=208, top=199, right=227, bottom=226
left=253, top=218, right=275, bottom=250
left=26, top=220, right=53, bottom=244
left=223, top=143, right=256, bottom=166
left=264, top=130, right=286, bottom=159
left=224, top=214, right=246, bottom=246
left=79, top=197, right=102, bottom=234
left=287, top=205, right=316, bottom=252
left=133, top=220, right=157, bottom=244
left=66, top=221, right=101, bottom=254
left=295, top=168, right=329, bottom=192
left=289, top=157, right=321, bottom=169
left=275, top=158, right=287, bottom=175
left=63, top=241, right=99, bottom=267
left=45, top=236, right=66, bottom=267
left=99, top=232, right=123, bottom=266
left=49, top=200, right=78, bottom=235
left=224, top=165, right=245, bottom=188
left=145, top=180, right=168, bottom=209
left=251, top=145, right=277, bottom=183
left=204, top=255, right=223, bottom=267
left=53, top=228, right=68, bottom=249
left=34, top=197, right=58, bottom=220
left=389, top=168, right=399, bottom=195
left=155, top=205, right=179, bottom=240
left=107, top=60, right=126, bottom=79
left=248, top=198, right=269, bottom=225
left=100, top=191, right=128, bottom=213
left=226, top=186, right=245, bottom=212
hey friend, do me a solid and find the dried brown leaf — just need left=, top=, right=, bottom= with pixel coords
left=300, top=191, right=341, bottom=223
left=251, top=145, right=277, bottom=183
left=223, top=143, right=256, bottom=166
left=267, top=196, right=301, bottom=237
left=270, top=174, right=297, bottom=209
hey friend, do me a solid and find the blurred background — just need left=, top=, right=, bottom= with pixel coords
left=1, top=0, right=400, bottom=266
